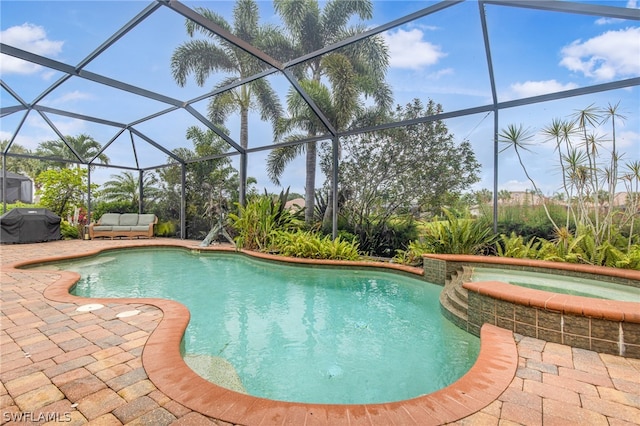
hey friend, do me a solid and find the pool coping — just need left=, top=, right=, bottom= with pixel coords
left=423, top=254, right=640, bottom=323
left=18, top=244, right=519, bottom=425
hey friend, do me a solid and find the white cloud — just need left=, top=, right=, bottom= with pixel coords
left=0, top=23, right=64, bottom=75
left=48, top=90, right=94, bottom=106
left=500, top=180, right=532, bottom=192
left=381, top=28, right=446, bottom=70
left=595, top=17, right=614, bottom=25
left=509, top=80, right=579, bottom=98
left=616, top=129, right=639, bottom=150
left=427, top=68, right=454, bottom=80
left=24, top=114, right=85, bottom=139
left=560, top=27, right=640, bottom=81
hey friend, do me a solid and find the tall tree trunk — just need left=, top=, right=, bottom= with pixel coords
left=305, top=142, right=316, bottom=224
left=239, top=105, right=249, bottom=207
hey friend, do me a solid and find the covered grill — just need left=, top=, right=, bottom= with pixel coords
left=0, top=208, right=61, bottom=244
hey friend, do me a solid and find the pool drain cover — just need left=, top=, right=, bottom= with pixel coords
left=116, top=310, right=140, bottom=318
left=76, top=303, right=104, bottom=312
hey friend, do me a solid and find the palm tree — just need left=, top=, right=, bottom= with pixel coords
left=267, top=0, right=392, bottom=224
left=0, top=140, right=38, bottom=178
left=35, top=133, right=109, bottom=168
left=101, top=171, right=161, bottom=207
left=621, top=160, right=640, bottom=249
left=541, top=118, right=578, bottom=229
left=499, top=124, right=559, bottom=232
left=170, top=0, right=286, bottom=203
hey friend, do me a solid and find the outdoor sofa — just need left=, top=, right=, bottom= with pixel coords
left=89, top=213, right=157, bottom=239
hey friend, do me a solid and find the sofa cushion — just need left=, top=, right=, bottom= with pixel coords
left=130, top=225, right=152, bottom=232
left=112, top=226, right=133, bottom=232
left=119, top=214, right=139, bottom=226
left=137, top=214, right=156, bottom=226
left=99, top=213, right=121, bottom=226
left=92, top=225, right=113, bottom=231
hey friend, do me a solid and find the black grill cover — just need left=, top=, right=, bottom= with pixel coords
left=0, top=208, right=61, bottom=243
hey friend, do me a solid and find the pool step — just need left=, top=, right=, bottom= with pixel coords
left=439, top=269, right=470, bottom=331
left=454, top=282, right=468, bottom=304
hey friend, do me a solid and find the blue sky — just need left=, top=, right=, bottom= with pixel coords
left=1, top=0, right=639, bottom=198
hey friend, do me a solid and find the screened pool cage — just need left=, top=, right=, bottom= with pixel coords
left=1, top=0, right=639, bottom=239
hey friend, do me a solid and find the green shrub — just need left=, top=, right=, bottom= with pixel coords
left=493, top=227, right=639, bottom=269
left=1, top=202, right=44, bottom=212
left=495, top=232, right=543, bottom=259
left=60, top=221, right=80, bottom=240
left=340, top=215, right=418, bottom=257
left=616, top=245, right=640, bottom=270
left=92, top=200, right=137, bottom=220
left=392, top=240, right=426, bottom=266
left=421, top=209, right=497, bottom=255
left=156, top=220, right=177, bottom=237
left=273, top=230, right=360, bottom=261
left=484, top=204, right=568, bottom=241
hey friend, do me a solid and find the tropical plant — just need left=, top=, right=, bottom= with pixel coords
left=420, top=208, right=497, bottom=255
left=100, top=171, right=161, bottom=208
left=499, top=124, right=560, bottom=232
left=616, top=244, right=640, bottom=269
left=60, top=220, right=80, bottom=240
left=340, top=214, right=418, bottom=258
left=272, top=229, right=360, bottom=260
left=620, top=161, right=640, bottom=249
left=392, top=240, right=426, bottom=266
left=495, top=232, right=543, bottom=259
left=35, top=167, right=97, bottom=218
left=171, top=0, right=286, bottom=204
left=534, top=102, right=637, bottom=251
left=267, top=0, right=392, bottom=224
left=229, top=189, right=303, bottom=250
left=156, top=126, right=241, bottom=238
left=155, top=220, right=178, bottom=238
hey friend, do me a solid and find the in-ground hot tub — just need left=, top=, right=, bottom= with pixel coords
left=469, top=266, right=639, bottom=302
left=424, top=254, right=640, bottom=358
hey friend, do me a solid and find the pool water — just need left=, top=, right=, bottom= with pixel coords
left=62, top=248, right=479, bottom=404
left=471, top=267, right=639, bottom=302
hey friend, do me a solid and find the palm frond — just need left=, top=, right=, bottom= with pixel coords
left=250, top=78, right=284, bottom=124
left=322, top=0, right=373, bottom=44
left=498, top=124, right=535, bottom=154
left=171, top=40, right=235, bottom=86
left=266, top=140, right=306, bottom=185
left=187, top=7, right=232, bottom=38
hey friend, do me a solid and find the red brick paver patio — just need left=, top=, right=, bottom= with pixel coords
left=1, top=239, right=639, bottom=425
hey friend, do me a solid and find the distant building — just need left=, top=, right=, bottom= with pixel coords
left=285, top=198, right=305, bottom=213
left=494, top=191, right=636, bottom=209
left=500, top=191, right=546, bottom=206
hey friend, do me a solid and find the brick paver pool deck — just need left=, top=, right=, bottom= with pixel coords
left=1, top=239, right=639, bottom=425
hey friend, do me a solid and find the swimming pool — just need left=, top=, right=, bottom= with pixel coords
left=61, top=248, right=479, bottom=404
left=470, top=267, right=639, bottom=302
